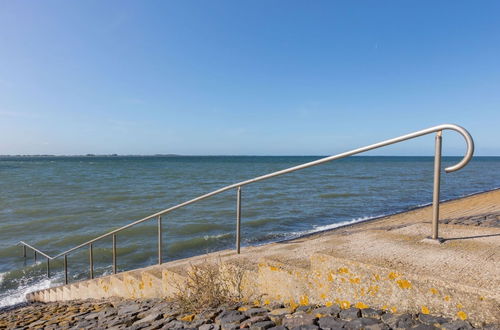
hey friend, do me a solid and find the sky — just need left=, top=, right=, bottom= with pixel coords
left=0, top=1, right=499, bottom=156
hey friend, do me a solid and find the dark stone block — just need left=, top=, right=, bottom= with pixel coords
left=317, top=316, right=346, bottom=329
left=345, top=317, right=383, bottom=329
left=339, top=308, right=361, bottom=321
left=296, top=305, right=317, bottom=313
left=312, top=305, right=341, bottom=317
left=215, top=310, right=247, bottom=324
left=411, top=324, right=440, bottom=330
left=249, top=321, right=276, bottom=330
left=418, top=313, right=450, bottom=326
left=282, top=312, right=317, bottom=328
left=361, top=308, right=384, bottom=319
left=290, top=325, right=319, bottom=330
left=440, top=320, right=473, bottom=330
left=244, top=308, right=269, bottom=317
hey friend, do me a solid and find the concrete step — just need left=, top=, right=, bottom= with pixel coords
left=256, top=254, right=313, bottom=306
left=141, top=268, right=163, bottom=298
left=310, top=250, right=499, bottom=323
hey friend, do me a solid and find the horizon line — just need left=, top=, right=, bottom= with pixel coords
left=1, top=154, right=499, bottom=158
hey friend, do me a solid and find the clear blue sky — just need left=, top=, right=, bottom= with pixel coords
left=0, top=1, right=499, bottom=156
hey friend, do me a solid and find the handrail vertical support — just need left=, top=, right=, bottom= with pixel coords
left=34, top=251, right=37, bottom=263
left=64, top=254, right=68, bottom=284
left=46, top=258, right=50, bottom=278
left=89, top=243, right=94, bottom=279
left=23, top=245, right=26, bottom=258
left=158, top=216, right=162, bottom=265
left=236, top=186, right=242, bottom=254
left=112, top=234, right=117, bottom=274
left=432, top=131, right=443, bottom=240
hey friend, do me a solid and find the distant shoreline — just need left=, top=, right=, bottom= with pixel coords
left=1, top=155, right=500, bottom=158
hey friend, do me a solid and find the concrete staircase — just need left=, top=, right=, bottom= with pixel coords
left=27, top=190, right=500, bottom=326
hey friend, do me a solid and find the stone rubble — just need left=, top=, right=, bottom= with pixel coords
left=0, top=298, right=497, bottom=330
left=440, top=212, right=500, bottom=228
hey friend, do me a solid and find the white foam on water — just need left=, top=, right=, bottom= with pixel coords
left=309, top=216, right=374, bottom=233
left=286, top=214, right=383, bottom=239
left=0, top=276, right=54, bottom=308
left=203, top=233, right=231, bottom=240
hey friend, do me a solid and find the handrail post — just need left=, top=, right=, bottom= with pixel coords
left=34, top=250, right=37, bottom=263
left=432, top=131, right=443, bottom=240
left=158, top=216, right=162, bottom=265
left=112, top=234, right=117, bottom=274
left=89, top=243, right=94, bottom=279
left=236, top=186, right=242, bottom=254
left=64, top=254, right=68, bottom=284
left=23, top=245, right=26, bottom=258
left=46, top=258, right=50, bottom=278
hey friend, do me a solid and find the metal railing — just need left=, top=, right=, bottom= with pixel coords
left=18, top=124, right=474, bottom=285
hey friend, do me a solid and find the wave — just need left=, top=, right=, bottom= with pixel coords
left=244, top=218, right=276, bottom=228
left=170, top=223, right=227, bottom=235
left=0, top=272, right=54, bottom=308
left=318, top=192, right=363, bottom=199
left=167, top=233, right=232, bottom=256
left=281, top=214, right=387, bottom=241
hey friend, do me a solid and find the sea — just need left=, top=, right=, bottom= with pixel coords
left=1, top=155, right=499, bottom=307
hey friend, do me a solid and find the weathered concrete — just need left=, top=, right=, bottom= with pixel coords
left=27, top=189, right=500, bottom=326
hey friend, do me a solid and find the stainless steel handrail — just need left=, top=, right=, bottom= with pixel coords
left=18, top=124, right=474, bottom=284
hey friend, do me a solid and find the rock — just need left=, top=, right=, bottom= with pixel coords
left=289, top=325, right=319, bottom=330
left=141, top=319, right=169, bottom=330
left=240, top=315, right=271, bottom=328
left=216, top=310, right=247, bottom=325
left=381, top=313, right=417, bottom=329
left=133, top=312, right=163, bottom=325
left=244, top=308, right=269, bottom=317
left=221, top=323, right=240, bottom=330
left=163, top=319, right=188, bottom=328
left=25, top=318, right=47, bottom=328
left=83, top=312, right=100, bottom=320
left=267, top=302, right=284, bottom=310
left=117, top=303, right=142, bottom=316
left=418, top=314, right=450, bottom=326
left=268, top=308, right=293, bottom=325
left=410, top=324, right=439, bottom=330
left=440, top=320, right=474, bottom=330
left=191, top=318, right=210, bottom=327
left=361, top=308, right=384, bottom=319
left=317, top=316, right=346, bottom=329
left=312, top=305, right=341, bottom=317
left=267, top=327, right=287, bottom=330
left=107, top=315, right=137, bottom=327
left=295, top=305, right=317, bottom=313
left=282, top=312, right=317, bottom=328
left=198, top=310, right=219, bottom=321
left=339, top=307, right=361, bottom=321
left=344, top=317, right=384, bottom=329
left=249, top=321, right=276, bottom=330
left=199, top=325, right=221, bottom=330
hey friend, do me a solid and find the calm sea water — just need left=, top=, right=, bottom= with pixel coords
left=1, top=156, right=499, bottom=307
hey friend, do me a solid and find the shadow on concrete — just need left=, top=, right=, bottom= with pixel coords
left=443, top=233, right=500, bottom=242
